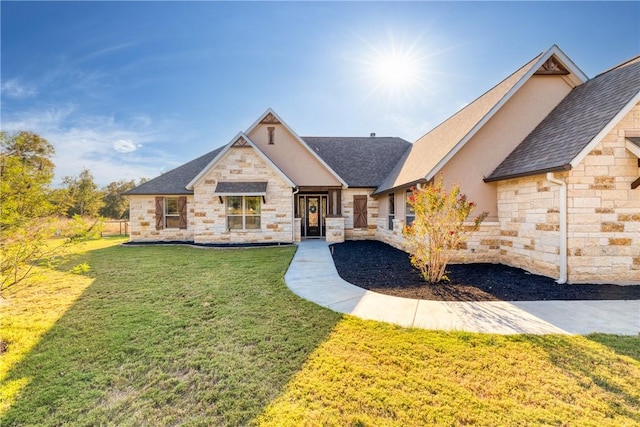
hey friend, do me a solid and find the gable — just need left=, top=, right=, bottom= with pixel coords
left=486, top=60, right=640, bottom=182
left=246, top=110, right=345, bottom=187
left=375, top=45, right=587, bottom=195
left=187, top=132, right=295, bottom=190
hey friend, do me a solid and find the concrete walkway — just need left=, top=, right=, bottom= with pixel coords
left=284, top=240, right=640, bottom=335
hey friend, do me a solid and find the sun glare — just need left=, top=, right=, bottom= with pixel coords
left=357, top=32, right=433, bottom=103
left=372, top=51, right=420, bottom=91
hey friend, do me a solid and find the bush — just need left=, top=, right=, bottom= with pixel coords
left=403, top=175, right=487, bottom=283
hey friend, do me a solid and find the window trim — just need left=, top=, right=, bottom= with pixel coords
left=227, top=195, right=262, bottom=230
left=405, top=190, right=415, bottom=225
left=388, top=193, right=395, bottom=230
left=155, top=196, right=187, bottom=230
left=164, top=197, right=180, bottom=228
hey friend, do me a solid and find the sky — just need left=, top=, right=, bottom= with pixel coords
left=2, top=1, right=639, bottom=187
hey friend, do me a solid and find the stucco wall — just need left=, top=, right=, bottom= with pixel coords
left=191, top=146, right=294, bottom=244
left=129, top=195, right=195, bottom=241
left=248, top=123, right=341, bottom=187
left=441, top=75, right=574, bottom=221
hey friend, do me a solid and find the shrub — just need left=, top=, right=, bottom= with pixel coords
left=403, top=175, right=487, bottom=283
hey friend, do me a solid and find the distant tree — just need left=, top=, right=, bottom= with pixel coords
left=62, top=168, right=103, bottom=217
left=100, top=179, right=136, bottom=219
left=1, top=131, right=57, bottom=293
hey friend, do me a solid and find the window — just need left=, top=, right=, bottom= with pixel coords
left=227, top=196, right=261, bottom=230
left=155, top=196, right=187, bottom=230
left=405, top=190, right=415, bottom=225
left=388, top=193, right=395, bottom=230
left=165, top=197, right=180, bottom=228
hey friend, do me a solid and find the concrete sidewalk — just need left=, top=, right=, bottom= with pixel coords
left=284, top=240, right=640, bottom=335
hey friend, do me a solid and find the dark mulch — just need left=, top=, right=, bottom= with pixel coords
left=330, top=240, right=640, bottom=302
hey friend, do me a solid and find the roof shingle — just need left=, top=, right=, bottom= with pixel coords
left=302, top=136, right=411, bottom=187
left=124, top=147, right=224, bottom=195
left=486, top=60, right=640, bottom=182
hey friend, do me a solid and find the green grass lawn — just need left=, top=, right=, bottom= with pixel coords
left=1, top=240, right=639, bottom=426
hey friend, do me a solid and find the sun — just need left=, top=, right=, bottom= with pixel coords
left=372, top=51, right=420, bottom=92
left=357, top=33, right=431, bottom=103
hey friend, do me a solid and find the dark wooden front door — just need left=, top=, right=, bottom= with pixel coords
left=306, top=196, right=321, bottom=237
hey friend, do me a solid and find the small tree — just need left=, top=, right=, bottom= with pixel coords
left=403, top=175, right=487, bottom=283
left=1, top=131, right=57, bottom=294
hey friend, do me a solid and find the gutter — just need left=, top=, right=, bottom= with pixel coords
left=546, top=172, right=567, bottom=284
left=292, top=187, right=299, bottom=243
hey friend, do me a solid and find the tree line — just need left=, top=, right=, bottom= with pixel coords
left=0, top=130, right=146, bottom=294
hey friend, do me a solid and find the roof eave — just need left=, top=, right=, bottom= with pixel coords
left=570, top=90, right=640, bottom=169
left=185, top=131, right=296, bottom=190
left=372, top=178, right=429, bottom=196
left=483, top=164, right=571, bottom=183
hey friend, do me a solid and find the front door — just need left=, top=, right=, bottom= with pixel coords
left=306, top=196, right=321, bottom=237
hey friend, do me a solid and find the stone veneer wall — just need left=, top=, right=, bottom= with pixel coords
left=497, top=177, right=563, bottom=278
left=496, top=103, right=640, bottom=284
left=341, top=188, right=379, bottom=239
left=565, top=103, right=639, bottom=283
left=374, top=217, right=500, bottom=264
left=325, top=217, right=345, bottom=243
left=191, top=146, right=294, bottom=244
left=129, top=195, right=195, bottom=241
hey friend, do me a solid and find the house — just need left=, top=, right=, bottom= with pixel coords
left=126, top=45, right=640, bottom=284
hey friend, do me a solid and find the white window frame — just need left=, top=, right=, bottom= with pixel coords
left=164, top=197, right=180, bottom=229
left=388, top=193, right=395, bottom=230
left=226, top=196, right=261, bottom=230
left=405, top=190, right=415, bottom=225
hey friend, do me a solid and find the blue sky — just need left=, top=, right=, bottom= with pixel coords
left=2, top=1, right=639, bottom=186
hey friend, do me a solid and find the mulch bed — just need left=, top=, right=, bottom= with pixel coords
left=330, top=240, right=640, bottom=302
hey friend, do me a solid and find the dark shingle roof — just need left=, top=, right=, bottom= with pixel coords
left=125, top=147, right=224, bottom=195
left=628, top=137, right=640, bottom=148
left=486, top=60, right=640, bottom=182
left=214, top=181, right=268, bottom=194
left=302, top=136, right=412, bottom=187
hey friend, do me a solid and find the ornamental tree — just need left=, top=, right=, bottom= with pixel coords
left=402, top=175, right=487, bottom=283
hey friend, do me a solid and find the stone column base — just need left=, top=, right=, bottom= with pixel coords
left=325, top=217, right=345, bottom=243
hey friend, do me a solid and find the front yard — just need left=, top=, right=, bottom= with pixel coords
left=1, top=239, right=638, bottom=426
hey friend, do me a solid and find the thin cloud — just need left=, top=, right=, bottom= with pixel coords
left=1, top=105, right=176, bottom=186
left=113, top=139, right=141, bottom=153
left=1, top=79, right=37, bottom=99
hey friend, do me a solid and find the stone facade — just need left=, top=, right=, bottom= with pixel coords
left=192, top=146, right=294, bottom=244
left=325, top=217, right=345, bottom=243
left=129, top=195, right=195, bottom=242
left=374, top=216, right=501, bottom=264
left=496, top=103, right=640, bottom=284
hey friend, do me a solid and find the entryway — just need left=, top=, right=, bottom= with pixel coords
left=298, top=194, right=327, bottom=238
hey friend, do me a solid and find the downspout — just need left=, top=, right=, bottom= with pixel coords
left=546, top=173, right=567, bottom=284
left=292, top=187, right=299, bottom=243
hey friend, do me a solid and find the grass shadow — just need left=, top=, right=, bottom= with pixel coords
left=587, top=333, right=640, bottom=361
left=521, top=334, right=640, bottom=422
left=1, top=244, right=342, bottom=426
